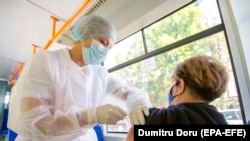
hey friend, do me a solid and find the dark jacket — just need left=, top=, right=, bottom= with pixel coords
left=145, top=103, right=227, bottom=124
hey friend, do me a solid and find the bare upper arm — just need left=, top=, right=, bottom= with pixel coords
left=125, top=127, right=134, bottom=141
left=21, top=97, right=50, bottom=113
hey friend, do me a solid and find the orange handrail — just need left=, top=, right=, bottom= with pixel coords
left=50, top=16, right=59, bottom=37
left=44, top=0, right=92, bottom=50
left=32, top=44, right=38, bottom=55
left=10, top=0, right=92, bottom=86
left=10, top=62, right=24, bottom=87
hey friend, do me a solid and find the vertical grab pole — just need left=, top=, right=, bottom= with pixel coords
left=50, top=16, right=59, bottom=37
left=32, top=44, right=38, bottom=55
left=44, top=0, right=92, bottom=50
left=10, top=62, right=24, bottom=87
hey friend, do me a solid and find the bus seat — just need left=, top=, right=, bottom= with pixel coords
left=4, top=125, right=104, bottom=141
left=6, top=130, right=17, bottom=141
left=0, top=108, right=17, bottom=141
left=2, top=109, right=103, bottom=141
left=1, top=108, right=8, bottom=134
left=5, top=125, right=104, bottom=141
left=93, top=124, right=104, bottom=141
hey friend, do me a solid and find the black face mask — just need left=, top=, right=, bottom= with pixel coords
left=168, top=81, right=179, bottom=104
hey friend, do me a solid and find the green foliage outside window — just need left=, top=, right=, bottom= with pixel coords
left=106, top=0, right=239, bottom=110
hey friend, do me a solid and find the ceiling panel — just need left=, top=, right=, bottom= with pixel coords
left=27, top=0, right=84, bottom=21
left=0, top=0, right=192, bottom=81
left=0, top=0, right=82, bottom=80
left=57, top=0, right=192, bottom=46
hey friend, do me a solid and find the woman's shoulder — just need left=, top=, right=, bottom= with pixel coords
left=33, top=49, right=69, bottom=63
left=145, top=105, right=190, bottom=124
left=32, top=48, right=57, bottom=58
left=146, top=104, right=194, bottom=121
left=24, top=49, right=65, bottom=69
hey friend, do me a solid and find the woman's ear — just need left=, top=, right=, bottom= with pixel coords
left=83, top=38, right=93, bottom=48
left=176, top=79, right=185, bottom=95
left=73, top=41, right=85, bottom=49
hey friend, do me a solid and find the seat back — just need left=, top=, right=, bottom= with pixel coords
left=93, top=124, right=104, bottom=141
left=7, top=130, right=17, bottom=141
left=247, top=120, right=250, bottom=125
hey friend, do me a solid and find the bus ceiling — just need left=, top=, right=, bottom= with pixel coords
left=0, top=0, right=191, bottom=81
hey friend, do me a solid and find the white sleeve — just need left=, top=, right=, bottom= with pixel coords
left=106, top=74, right=152, bottom=111
left=7, top=50, right=97, bottom=138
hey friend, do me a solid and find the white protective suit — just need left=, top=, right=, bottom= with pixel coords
left=7, top=48, right=151, bottom=141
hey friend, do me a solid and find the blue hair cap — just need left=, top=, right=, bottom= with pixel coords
left=72, top=14, right=116, bottom=42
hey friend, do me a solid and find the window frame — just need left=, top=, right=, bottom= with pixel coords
left=103, top=0, right=250, bottom=138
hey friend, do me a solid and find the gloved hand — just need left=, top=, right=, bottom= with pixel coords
left=96, top=104, right=127, bottom=124
left=129, top=105, right=149, bottom=125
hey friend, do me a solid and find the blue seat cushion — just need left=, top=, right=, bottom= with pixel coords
left=93, top=124, right=104, bottom=141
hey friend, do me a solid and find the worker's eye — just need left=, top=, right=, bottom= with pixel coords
left=101, top=40, right=107, bottom=46
left=100, top=40, right=109, bottom=47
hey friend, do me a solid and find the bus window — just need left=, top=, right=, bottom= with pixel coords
left=104, top=0, right=245, bottom=133
left=220, top=109, right=243, bottom=125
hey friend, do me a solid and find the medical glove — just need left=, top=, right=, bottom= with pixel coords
left=129, top=105, right=149, bottom=125
left=96, top=104, right=127, bottom=124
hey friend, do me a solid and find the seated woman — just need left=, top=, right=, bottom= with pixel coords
left=125, top=55, right=229, bottom=141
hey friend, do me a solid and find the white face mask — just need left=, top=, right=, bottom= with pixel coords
left=82, top=39, right=108, bottom=65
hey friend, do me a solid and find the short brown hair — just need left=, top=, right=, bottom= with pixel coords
left=173, top=55, right=229, bottom=102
